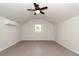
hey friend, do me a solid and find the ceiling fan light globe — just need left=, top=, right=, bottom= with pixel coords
left=35, top=10, right=40, bottom=14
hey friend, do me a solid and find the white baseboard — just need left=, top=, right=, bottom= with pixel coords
left=0, top=40, right=21, bottom=52
left=22, top=40, right=52, bottom=42
left=56, top=41, right=79, bottom=55
left=22, top=38, right=55, bottom=41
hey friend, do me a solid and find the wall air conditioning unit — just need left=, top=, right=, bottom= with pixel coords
left=5, top=20, right=17, bottom=26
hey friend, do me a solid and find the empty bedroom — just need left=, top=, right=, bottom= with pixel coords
left=0, top=2, right=79, bottom=56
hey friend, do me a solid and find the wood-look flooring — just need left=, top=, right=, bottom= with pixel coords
left=0, top=41, right=78, bottom=56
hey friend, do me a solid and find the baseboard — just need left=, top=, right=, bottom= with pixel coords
left=22, top=40, right=54, bottom=42
left=22, top=38, right=55, bottom=41
left=56, top=40, right=79, bottom=55
left=0, top=40, right=21, bottom=52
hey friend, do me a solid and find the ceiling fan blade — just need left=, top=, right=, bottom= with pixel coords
left=40, top=11, right=45, bottom=14
left=27, top=9, right=35, bottom=11
left=33, top=3, right=40, bottom=10
left=34, top=12, right=36, bottom=15
left=34, top=3, right=37, bottom=7
left=40, top=6, right=48, bottom=10
left=34, top=3, right=39, bottom=7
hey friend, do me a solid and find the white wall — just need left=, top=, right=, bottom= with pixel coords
left=21, top=19, right=55, bottom=41
left=0, top=16, right=21, bottom=51
left=55, top=15, right=79, bottom=54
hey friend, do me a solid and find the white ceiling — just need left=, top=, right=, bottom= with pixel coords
left=0, top=3, right=79, bottom=24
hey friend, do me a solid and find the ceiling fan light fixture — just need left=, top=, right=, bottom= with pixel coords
left=27, top=3, right=48, bottom=15
left=35, top=10, right=40, bottom=14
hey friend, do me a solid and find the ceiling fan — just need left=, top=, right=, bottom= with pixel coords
left=27, top=3, right=48, bottom=15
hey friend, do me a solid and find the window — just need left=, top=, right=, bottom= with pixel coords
left=35, top=24, right=42, bottom=32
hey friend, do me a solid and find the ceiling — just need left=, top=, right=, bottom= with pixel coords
left=0, top=3, right=79, bottom=24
